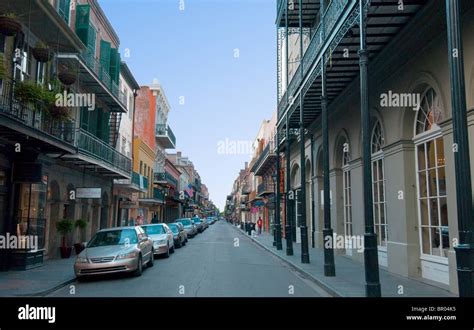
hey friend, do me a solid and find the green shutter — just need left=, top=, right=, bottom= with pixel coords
left=99, top=40, right=111, bottom=85
left=58, top=0, right=71, bottom=23
left=89, top=108, right=98, bottom=136
left=103, top=111, right=110, bottom=143
left=109, top=48, right=120, bottom=84
left=75, top=4, right=90, bottom=46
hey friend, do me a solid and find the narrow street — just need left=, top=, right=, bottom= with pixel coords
left=48, top=221, right=329, bottom=297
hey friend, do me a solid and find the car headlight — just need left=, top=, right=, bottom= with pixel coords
left=76, top=257, right=89, bottom=263
left=116, top=251, right=138, bottom=260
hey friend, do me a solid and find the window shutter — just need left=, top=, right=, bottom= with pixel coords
left=75, top=4, right=90, bottom=46
left=100, top=40, right=111, bottom=86
left=58, top=0, right=71, bottom=23
left=109, top=48, right=120, bottom=84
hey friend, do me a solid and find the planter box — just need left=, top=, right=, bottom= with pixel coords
left=9, top=249, right=44, bottom=270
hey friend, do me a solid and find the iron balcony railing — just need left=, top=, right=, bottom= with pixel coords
left=165, top=172, right=179, bottom=188
left=131, top=171, right=149, bottom=191
left=251, top=140, right=276, bottom=174
left=80, top=49, right=126, bottom=108
left=155, top=123, right=176, bottom=147
left=258, top=182, right=275, bottom=196
left=0, top=79, right=77, bottom=144
left=278, top=0, right=350, bottom=119
left=76, top=129, right=132, bottom=174
left=154, top=171, right=166, bottom=182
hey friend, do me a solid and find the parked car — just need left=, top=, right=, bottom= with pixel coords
left=207, top=217, right=216, bottom=225
left=168, top=223, right=187, bottom=248
left=201, top=218, right=209, bottom=229
left=74, top=226, right=154, bottom=279
left=176, top=218, right=197, bottom=238
left=192, top=217, right=204, bottom=233
left=174, top=222, right=188, bottom=243
left=141, top=223, right=174, bottom=258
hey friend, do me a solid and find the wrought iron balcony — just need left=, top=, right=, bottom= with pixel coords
left=114, top=171, right=148, bottom=192
left=257, top=182, right=275, bottom=197
left=57, top=49, right=127, bottom=113
left=155, top=124, right=176, bottom=149
left=154, top=172, right=166, bottom=184
left=278, top=0, right=351, bottom=119
left=72, top=128, right=132, bottom=177
left=0, top=78, right=77, bottom=154
left=251, top=141, right=277, bottom=176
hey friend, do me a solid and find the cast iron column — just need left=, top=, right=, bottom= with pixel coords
left=286, top=114, right=294, bottom=256
left=298, top=0, right=310, bottom=264
left=275, top=129, right=283, bottom=250
left=321, top=61, right=335, bottom=277
left=446, top=0, right=474, bottom=297
left=359, top=0, right=381, bottom=297
left=311, top=136, right=316, bottom=248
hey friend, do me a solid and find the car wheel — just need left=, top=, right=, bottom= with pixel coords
left=170, top=244, right=175, bottom=253
left=177, top=240, right=182, bottom=248
left=147, top=250, right=154, bottom=267
left=165, top=245, right=170, bottom=258
left=134, top=255, right=143, bottom=276
left=182, top=239, right=186, bottom=246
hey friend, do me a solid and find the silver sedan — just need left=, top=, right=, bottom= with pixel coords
left=141, top=223, right=175, bottom=257
left=74, top=226, right=154, bottom=279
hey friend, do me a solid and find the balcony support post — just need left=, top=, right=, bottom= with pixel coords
left=298, top=0, right=310, bottom=264
left=446, top=0, right=474, bottom=297
left=359, top=0, right=381, bottom=297
left=275, top=129, right=283, bottom=250
left=321, top=60, right=335, bottom=277
left=311, top=136, right=315, bottom=248
left=285, top=114, right=294, bottom=256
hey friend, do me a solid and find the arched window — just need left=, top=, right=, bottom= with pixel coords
left=414, top=88, right=449, bottom=262
left=371, top=119, right=387, bottom=250
left=342, top=141, right=352, bottom=241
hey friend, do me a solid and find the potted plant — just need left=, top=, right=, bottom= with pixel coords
left=0, top=13, right=22, bottom=36
left=32, top=41, right=53, bottom=63
left=14, top=80, right=44, bottom=108
left=58, top=65, right=76, bottom=86
left=74, top=219, right=87, bottom=254
left=56, top=219, right=74, bottom=258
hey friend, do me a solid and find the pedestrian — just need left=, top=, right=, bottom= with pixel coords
left=257, top=217, right=263, bottom=235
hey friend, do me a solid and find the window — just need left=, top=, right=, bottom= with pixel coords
left=140, top=161, right=143, bottom=175
left=371, top=120, right=387, bottom=247
left=415, top=88, right=449, bottom=258
left=342, top=143, right=352, bottom=239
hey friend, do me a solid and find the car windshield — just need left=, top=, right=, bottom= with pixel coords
left=88, top=229, right=138, bottom=247
left=168, top=224, right=179, bottom=234
left=142, top=225, right=165, bottom=235
left=178, top=219, right=191, bottom=226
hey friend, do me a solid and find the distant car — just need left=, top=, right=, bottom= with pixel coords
left=141, top=223, right=175, bottom=257
left=207, top=217, right=216, bottom=225
left=192, top=217, right=204, bottom=233
left=176, top=218, right=197, bottom=238
left=168, top=222, right=187, bottom=248
left=74, top=226, right=154, bottom=279
left=201, top=218, right=209, bottom=229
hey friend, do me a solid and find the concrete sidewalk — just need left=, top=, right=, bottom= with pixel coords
left=0, top=258, right=76, bottom=297
left=232, top=223, right=456, bottom=297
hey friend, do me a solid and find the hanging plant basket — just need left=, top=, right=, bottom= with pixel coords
left=0, top=15, right=22, bottom=36
left=32, top=47, right=53, bottom=63
left=58, top=71, right=76, bottom=86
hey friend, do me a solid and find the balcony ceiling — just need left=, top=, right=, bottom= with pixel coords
left=0, top=0, right=84, bottom=52
left=57, top=153, right=131, bottom=179
left=280, top=0, right=430, bottom=132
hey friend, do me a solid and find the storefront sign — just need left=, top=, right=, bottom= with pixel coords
left=76, top=188, right=102, bottom=199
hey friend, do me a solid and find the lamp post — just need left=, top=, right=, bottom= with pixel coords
left=446, top=0, right=474, bottom=297
left=272, top=173, right=277, bottom=246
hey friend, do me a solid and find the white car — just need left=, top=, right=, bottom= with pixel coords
left=141, top=224, right=175, bottom=257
